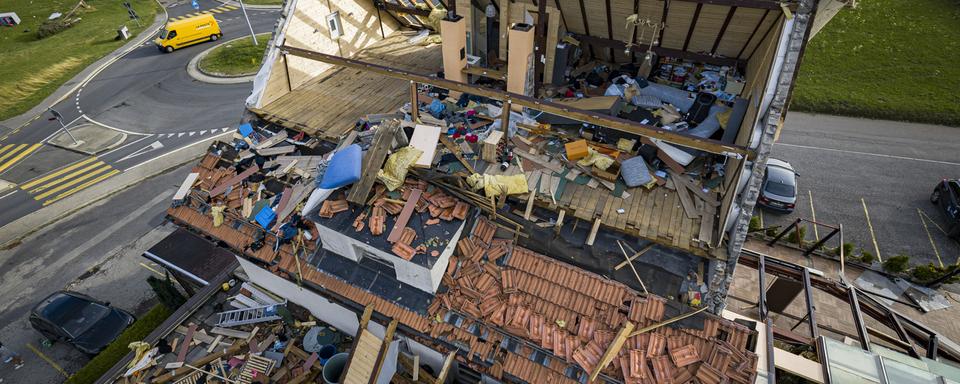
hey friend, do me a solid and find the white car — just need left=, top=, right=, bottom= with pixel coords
left=757, top=158, right=798, bottom=213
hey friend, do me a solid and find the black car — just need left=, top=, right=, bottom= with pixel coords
left=931, top=179, right=960, bottom=239
left=30, top=291, right=135, bottom=355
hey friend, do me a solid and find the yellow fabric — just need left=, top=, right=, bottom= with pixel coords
left=466, top=173, right=529, bottom=197
left=126, top=342, right=151, bottom=369
left=377, top=146, right=424, bottom=191
left=616, top=138, right=636, bottom=152
left=716, top=108, right=733, bottom=128
left=577, top=148, right=614, bottom=170
left=211, top=205, right=226, bottom=227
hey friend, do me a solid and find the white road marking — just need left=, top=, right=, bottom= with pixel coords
left=126, top=130, right=232, bottom=171
left=199, top=130, right=207, bottom=135
left=189, top=131, right=196, bottom=136
left=178, top=133, right=185, bottom=137
left=775, top=142, right=960, bottom=166
left=100, top=134, right=154, bottom=158
left=117, top=140, right=165, bottom=162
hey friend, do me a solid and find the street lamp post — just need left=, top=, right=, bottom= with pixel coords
left=48, top=108, right=79, bottom=145
left=237, top=0, right=258, bottom=45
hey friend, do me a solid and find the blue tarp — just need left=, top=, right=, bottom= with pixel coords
left=319, top=144, right=362, bottom=189
left=238, top=123, right=254, bottom=137
left=255, top=206, right=276, bottom=229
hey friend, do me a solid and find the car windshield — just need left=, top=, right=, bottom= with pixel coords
left=765, top=180, right=796, bottom=197
left=41, top=295, right=111, bottom=338
left=158, top=29, right=168, bottom=39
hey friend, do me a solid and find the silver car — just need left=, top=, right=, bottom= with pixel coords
left=758, top=158, right=798, bottom=213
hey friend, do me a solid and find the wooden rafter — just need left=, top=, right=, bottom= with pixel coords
left=712, top=6, right=737, bottom=54
left=681, top=3, right=702, bottom=51
left=747, top=12, right=781, bottom=60
left=574, top=34, right=742, bottom=67
left=737, top=8, right=769, bottom=58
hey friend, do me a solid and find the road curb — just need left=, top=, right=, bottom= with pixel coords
left=0, top=136, right=220, bottom=249
left=0, top=0, right=170, bottom=137
left=187, top=37, right=258, bottom=84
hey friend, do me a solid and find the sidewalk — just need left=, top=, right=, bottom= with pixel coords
left=727, top=238, right=960, bottom=348
left=0, top=1, right=169, bottom=134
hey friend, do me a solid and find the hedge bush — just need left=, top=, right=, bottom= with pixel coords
left=66, top=304, right=173, bottom=384
left=883, top=255, right=911, bottom=274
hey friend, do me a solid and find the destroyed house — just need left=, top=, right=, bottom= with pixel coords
left=151, top=0, right=856, bottom=381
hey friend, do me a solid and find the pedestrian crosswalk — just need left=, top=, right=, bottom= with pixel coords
left=169, top=4, right=239, bottom=21
left=0, top=143, right=42, bottom=175
left=20, top=157, right=121, bottom=206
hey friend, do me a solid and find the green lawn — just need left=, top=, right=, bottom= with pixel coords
left=0, top=0, right=160, bottom=122
left=198, top=33, right=270, bottom=76
left=791, top=0, right=960, bottom=126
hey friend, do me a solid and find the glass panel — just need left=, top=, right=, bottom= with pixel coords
left=883, top=358, right=940, bottom=384
left=823, top=337, right=883, bottom=382
left=873, top=344, right=928, bottom=370
left=923, top=357, right=960, bottom=381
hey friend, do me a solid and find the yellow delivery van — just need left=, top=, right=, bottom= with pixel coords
left=154, top=13, right=222, bottom=53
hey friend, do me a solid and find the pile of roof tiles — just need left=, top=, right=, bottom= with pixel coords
left=429, top=217, right=759, bottom=384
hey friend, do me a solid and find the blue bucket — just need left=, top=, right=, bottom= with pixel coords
left=318, top=344, right=337, bottom=365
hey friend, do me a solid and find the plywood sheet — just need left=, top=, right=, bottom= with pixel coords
left=410, top=124, right=442, bottom=167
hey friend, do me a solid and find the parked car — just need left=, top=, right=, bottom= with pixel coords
left=931, top=179, right=960, bottom=239
left=757, top=158, right=798, bottom=213
left=30, top=291, right=135, bottom=355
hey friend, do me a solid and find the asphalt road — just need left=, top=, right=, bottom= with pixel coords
left=0, top=162, right=192, bottom=384
left=758, top=112, right=960, bottom=268
left=0, top=0, right=278, bottom=227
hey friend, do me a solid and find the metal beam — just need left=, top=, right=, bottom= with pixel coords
left=847, top=285, right=872, bottom=351
left=928, top=335, right=939, bottom=360
left=758, top=254, right=776, bottom=383
left=801, top=267, right=819, bottom=339
left=573, top=34, right=742, bottom=68
left=888, top=311, right=921, bottom=359
left=281, top=45, right=754, bottom=157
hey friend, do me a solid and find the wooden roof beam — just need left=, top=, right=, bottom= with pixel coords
left=281, top=45, right=753, bottom=158
left=676, top=0, right=795, bottom=10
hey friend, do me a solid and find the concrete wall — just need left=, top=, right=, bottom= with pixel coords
left=315, top=221, right=465, bottom=293
left=255, top=0, right=402, bottom=107
left=236, top=257, right=448, bottom=373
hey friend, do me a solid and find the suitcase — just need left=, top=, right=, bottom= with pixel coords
left=685, top=92, right=717, bottom=125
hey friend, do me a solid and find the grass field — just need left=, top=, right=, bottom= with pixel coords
left=0, top=0, right=160, bottom=122
left=198, top=33, right=270, bottom=76
left=791, top=0, right=960, bottom=126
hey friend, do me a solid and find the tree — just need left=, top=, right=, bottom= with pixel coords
left=147, top=273, right=187, bottom=310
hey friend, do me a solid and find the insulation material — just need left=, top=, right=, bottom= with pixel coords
left=466, top=173, right=529, bottom=197
left=577, top=148, right=614, bottom=170
left=377, top=146, right=424, bottom=191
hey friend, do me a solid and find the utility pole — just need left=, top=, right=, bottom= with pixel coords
left=238, top=0, right=258, bottom=45
left=48, top=108, right=79, bottom=145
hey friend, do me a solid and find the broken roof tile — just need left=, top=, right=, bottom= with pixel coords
left=669, top=344, right=700, bottom=368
